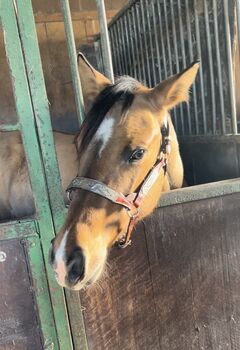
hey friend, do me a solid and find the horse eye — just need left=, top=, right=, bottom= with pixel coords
left=129, top=148, right=145, bottom=162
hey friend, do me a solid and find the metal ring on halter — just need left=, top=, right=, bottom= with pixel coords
left=118, top=237, right=132, bottom=248
left=127, top=207, right=140, bottom=219
left=67, top=189, right=73, bottom=202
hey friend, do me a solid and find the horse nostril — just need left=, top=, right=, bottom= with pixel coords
left=67, top=248, right=85, bottom=285
left=49, top=245, right=55, bottom=265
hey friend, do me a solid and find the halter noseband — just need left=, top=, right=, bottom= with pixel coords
left=66, top=120, right=171, bottom=248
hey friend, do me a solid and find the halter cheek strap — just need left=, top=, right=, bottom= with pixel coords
left=66, top=120, right=171, bottom=249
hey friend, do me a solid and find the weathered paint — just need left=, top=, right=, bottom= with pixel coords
left=0, top=1, right=72, bottom=349
left=27, top=235, right=60, bottom=350
left=14, top=1, right=88, bottom=348
left=15, top=0, right=66, bottom=231
left=0, top=122, right=19, bottom=131
left=60, top=0, right=85, bottom=125
left=0, top=219, right=38, bottom=241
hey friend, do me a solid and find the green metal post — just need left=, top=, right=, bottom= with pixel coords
left=0, top=1, right=72, bottom=349
left=14, top=1, right=88, bottom=348
left=60, top=0, right=85, bottom=126
left=95, top=0, right=114, bottom=82
left=15, top=0, right=66, bottom=230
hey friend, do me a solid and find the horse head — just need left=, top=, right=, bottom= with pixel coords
left=50, top=54, right=199, bottom=290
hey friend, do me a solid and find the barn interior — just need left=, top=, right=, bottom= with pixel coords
left=1, top=0, right=240, bottom=194
left=1, top=2, right=240, bottom=350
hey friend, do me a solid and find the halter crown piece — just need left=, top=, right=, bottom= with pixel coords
left=66, top=118, right=171, bottom=248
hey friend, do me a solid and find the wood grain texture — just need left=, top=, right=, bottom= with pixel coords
left=80, top=222, right=160, bottom=350
left=81, top=193, right=240, bottom=350
left=0, top=240, right=42, bottom=350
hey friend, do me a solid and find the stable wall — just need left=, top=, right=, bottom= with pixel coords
left=179, top=135, right=240, bottom=186
left=0, top=0, right=127, bottom=131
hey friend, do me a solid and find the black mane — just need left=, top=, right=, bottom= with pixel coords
left=77, top=76, right=141, bottom=151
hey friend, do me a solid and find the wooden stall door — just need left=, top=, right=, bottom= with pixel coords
left=81, top=192, right=240, bottom=350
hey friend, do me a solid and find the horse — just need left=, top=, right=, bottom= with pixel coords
left=0, top=131, right=77, bottom=220
left=49, top=54, right=199, bottom=291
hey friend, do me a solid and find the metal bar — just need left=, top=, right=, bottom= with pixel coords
left=112, top=24, right=122, bottom=75
left=140, top=0, right=151, bottom=86
left=162, top=0, right=178, bottom=132
left=115, top=21, right=125, bottom=75
left=109, top=28, right=116, bottom=73
left=204, top=0, right=216, bottom=134
left=177, top=0, right=191, bottom=135
left=156, top=1, right=167, bottom=80
left=132, top=5, right=142, bottom=81
left=155, top=0, right=179, bottom=129
left=119, top=17, right=128, bottom=74
left=163, top=0, right=173, bottom=75
left=0, top=2, right=64, bottom=348
left=96, top=0, right=114, bottom=82
left=212, top=0, right=226, bottom=134
left=151, top=0, right=162, bottom=83
left=0, top=220, right=37, bottom=241
left=185, top=0, right=199, bottom=135
left=146, top=0, right=156, bottom=86
left=169, top=0, right=181, bottom=132
left=127, top=10, right=137, bottom=78
left=116, top=18, right=127, bottom=75
left=123, top=14, right=134, bottom=78
left=118, top=19, right=128, bottom=74
left=136, top=4, right=146, bottom=84
left=60, top=0, right=85, bottom=125
left=0, top=122, right=19, bottom=131
left=223, top=0, right=238, bottom=134
left=194, top=0, right=207, bottom=134
left=236, top=0, right=240, bottom=51
left=107, top=0, right=138, bottom=27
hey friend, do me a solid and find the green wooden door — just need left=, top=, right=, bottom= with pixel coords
left=0, top=1, right=87, bottom=349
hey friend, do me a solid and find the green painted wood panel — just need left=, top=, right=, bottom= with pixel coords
left=14, top=1, right=88, bottom=348
left=0, top=1, right=73, bottom=349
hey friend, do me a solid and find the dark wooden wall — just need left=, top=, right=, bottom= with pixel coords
left=0, top=239, right=42, bottom=350
left=80, top=192, right=240, bottom=350
left=180, top=135, right=240, bottom=186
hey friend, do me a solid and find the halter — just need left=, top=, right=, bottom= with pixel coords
left=66, top=119, right=171, bottom=248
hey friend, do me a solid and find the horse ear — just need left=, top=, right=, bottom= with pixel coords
left=78, top=52, right=111, bottom=113
left=151, top=61, right=200, bottom=110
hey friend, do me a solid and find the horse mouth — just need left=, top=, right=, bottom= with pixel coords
left=54, top=262, right=105, bottom=291
left=73, top=265, right=105, bottom=291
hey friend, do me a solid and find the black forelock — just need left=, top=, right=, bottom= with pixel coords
left=76, top=76, right=141, bottom=152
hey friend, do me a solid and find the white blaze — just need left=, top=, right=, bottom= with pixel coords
left=54, top=230, right=68, bottom=285
left=95, top=117, right=114, bottom=157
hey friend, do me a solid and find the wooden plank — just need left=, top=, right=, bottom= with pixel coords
left=81, top=192, right=240, bottom=349
left=80, top=221, right=160, bottom=350
left=221, top=193, right=240, bottom=349
left=145, top=194, right=240, bottom=349
left=0, top=239, right=42, bottom=350
left=145, top=204, right=197, bottom=349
